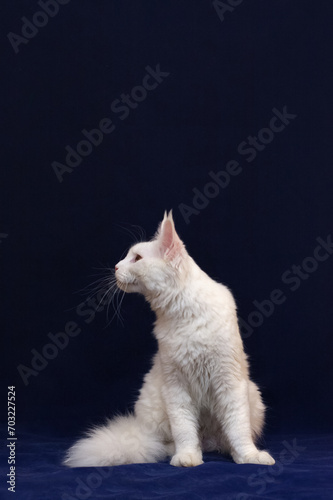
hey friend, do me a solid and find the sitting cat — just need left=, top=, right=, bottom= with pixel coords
left=64, top=211, right=275, bottom=467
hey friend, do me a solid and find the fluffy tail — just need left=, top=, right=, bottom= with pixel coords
left=63, top=414, right=168, bottom=467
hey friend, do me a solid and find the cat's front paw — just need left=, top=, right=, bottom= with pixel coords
left=233, top=450, right=275, bottom=465
left=170, top=450, right=203, bottom=467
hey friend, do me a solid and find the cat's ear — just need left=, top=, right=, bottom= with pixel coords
left=157, top=211, right=184, bottom=262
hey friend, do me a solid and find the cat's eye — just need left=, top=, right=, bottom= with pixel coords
left=135, top=254, right=142, bottom=262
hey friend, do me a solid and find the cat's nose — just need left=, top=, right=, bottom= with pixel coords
left=115, top=265, right=119, bottom=271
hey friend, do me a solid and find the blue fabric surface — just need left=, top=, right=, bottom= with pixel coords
left=2, top=430, right=332, bottom=499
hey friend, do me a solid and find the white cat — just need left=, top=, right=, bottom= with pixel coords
left=64, top=211, right=275, bottom=467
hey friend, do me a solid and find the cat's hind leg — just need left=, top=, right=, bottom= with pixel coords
left=248, top=379, right=265, bottom=440
left=134, top=354, right=175, bottom=456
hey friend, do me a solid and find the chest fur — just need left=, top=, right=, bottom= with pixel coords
left=159, top=334, right=218, bottom=393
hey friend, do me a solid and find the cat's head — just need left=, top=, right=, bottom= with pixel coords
left=115, top=211, right=188, bottom=296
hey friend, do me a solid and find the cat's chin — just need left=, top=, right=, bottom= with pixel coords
left=116, top=280, right=139, bottom=294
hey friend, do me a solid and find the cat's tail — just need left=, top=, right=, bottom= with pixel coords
left=63, top=414, right=169, bottom=467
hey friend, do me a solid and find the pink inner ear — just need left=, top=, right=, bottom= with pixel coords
left=161, top=220, right=174, bottom=249
left=158, top=218, right=183, bottom=260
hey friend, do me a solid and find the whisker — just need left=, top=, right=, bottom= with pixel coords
left=95, top=281, right=117, bottom=311
left=73, top=252, right=130, bottom=329
left=114, top=223, right=146, bottom=245
left=74, top=273, right=114, bottom=297
left=104, top=286, right=126, bottom=328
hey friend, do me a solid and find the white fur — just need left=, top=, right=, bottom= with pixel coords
left=64, top=212, right=275, bottom=467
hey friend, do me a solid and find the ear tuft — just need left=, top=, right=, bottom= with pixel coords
left=162, top=210, right=173, bottom=223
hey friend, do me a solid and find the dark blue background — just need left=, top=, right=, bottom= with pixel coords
left=1, top=1, right=333, bottom=499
